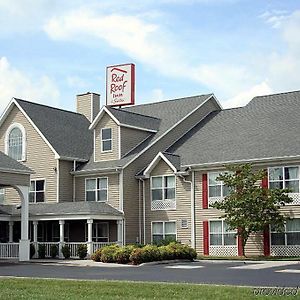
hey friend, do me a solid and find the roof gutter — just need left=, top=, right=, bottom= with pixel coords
left=71, top=167, right=122, bottom=176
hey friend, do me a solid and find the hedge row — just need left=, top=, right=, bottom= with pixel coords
left=91, top=242, right=197, bottom=265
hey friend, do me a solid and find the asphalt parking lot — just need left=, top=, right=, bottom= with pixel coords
left=0, top=260, right=299, bottom=287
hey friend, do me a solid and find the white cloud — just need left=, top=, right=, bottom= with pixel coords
left=223, top=81, right=273, bottom=108
left=0, top=57, right=60, bottom=113
left=150, top=88, right=165, bottom=102
left=260, top=10, right=289, bottom=29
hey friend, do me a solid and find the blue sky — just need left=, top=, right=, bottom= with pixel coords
left=0, top=0, right=300, bottom=113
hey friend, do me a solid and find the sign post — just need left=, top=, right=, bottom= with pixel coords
left=106, top=63, right=135, bottom=107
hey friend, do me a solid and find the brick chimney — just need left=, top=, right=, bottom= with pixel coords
left=76, top=92, right=100, bottom=122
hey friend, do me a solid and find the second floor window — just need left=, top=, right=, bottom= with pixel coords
left=269, top=166, right=299, bottom=192
left=8, top=127, right=23, bottom=160
left=29, top=180, right=45, bottom=203
left=0, top=189, right=4, bottom=203
left=86, top=178, right=108, bottom=202
left=101, top=128, right=112, bottom=152
left=208, top=172, right=230, bottom=198
left=151, top=175, right=175, bottom=201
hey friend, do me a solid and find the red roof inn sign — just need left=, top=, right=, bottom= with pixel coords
left=106, top=63, right=135, bottom=107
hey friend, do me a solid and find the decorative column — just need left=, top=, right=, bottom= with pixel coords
left=59, top=220, right=65, bottom=259
left=8, top=221, right=14, bottom=243
left=87, top=219, right=93, bottom=257
left=17, top=185, right=30, bottom=261
left=117, top=219, right=123, bottom=246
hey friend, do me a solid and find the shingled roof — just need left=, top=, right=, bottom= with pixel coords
left=0, top=151, right=33, bottom=174
left=167, top=90, right=300, bottom=167
left=14, top=99, right=93, bottom=161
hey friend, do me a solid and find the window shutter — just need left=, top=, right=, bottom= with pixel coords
left=202, top=173, right=208, bottom=209
left=263, top=226, right=270, bottom=256
left=203, top=220, right=209, bottom=255
left=261, top=170, right=268, bottom=189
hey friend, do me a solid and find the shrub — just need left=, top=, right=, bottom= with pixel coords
left=129, top=245, right=160, bottom=265
left=38, top=244, right=46, bottom=259
left=153, top=238, right=177, bottom=247
left=114, top=245, right=137, bottom=264
left=163, top=242, right=197, bottom=260
left=159, top=245, right=174, bottom=260
left=50, top=244, right=58, bottom=258
left=100, top=244, right=120, bottom=263
left=91, top=248, right=102, bottom=262
left=30, top=244, right=35, bottom=259
left=77, top=244, right=88, bottom=259
left=129, top=248, right=144, bottom=265
left=61, top=245, right=71, bottom=259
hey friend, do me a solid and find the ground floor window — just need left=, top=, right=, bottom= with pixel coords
left=29, top=180, right=45, bottom=203
left=271, top=219, right=300, bottom=246
left=152, top=221, right=177, bottom=243
left=85, top=222, right=109, bottom=242
left=209, top=220, right=236, bottom=246
left=0, top=188, right=4, bottom=203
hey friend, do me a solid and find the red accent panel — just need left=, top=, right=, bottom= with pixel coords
left=202, top=174, right=208, bottom=209
left=261, top=169, right=268, bottom=189
left=237, top=228, right=243, bottom=256
left=263, top=226, right=270, bottom=256
left=203, top=221, right=209, bottom=255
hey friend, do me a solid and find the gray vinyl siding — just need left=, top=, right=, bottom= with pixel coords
left=94, top=113, right=119, bottom=161
left=0, top=105, right=57, bottom=205
left=59, top=160, right=73, bottom=202
left=74, top=173, right=120, bottom=210
left=120, top=127, right=150, bottom=158
left=144, top=160, right=192, bottom=245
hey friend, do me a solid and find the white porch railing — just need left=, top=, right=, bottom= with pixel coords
left=0, top=243, right=19, bottom=258
left=65, top=242, right=86, bottom=258
left=92, top=242, right=119, bottom=253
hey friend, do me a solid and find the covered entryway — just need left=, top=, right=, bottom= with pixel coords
left=0, top=151, right=33, bottom=261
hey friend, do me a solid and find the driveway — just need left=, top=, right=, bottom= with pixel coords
left=0, top=260, right=299, bottom=287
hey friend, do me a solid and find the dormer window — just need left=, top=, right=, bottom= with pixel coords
left=101, top=128, right=112, bottom=152
left=5, top=123, right=26, bottom=161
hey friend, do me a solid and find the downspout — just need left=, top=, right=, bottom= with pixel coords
left=179, top=168, right=195, bottom=249
left=141, top=179, right=146, bottom=245
left=73, top=160, right=76, bottom=202
left=138, top=179, right=142, bottom=243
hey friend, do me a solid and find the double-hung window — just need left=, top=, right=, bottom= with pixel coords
left=269, top=166, right=299, bottom=192
left=208, top=172, right=231, bottom=207
left=86, top=178, right=108, bottom=202
left=29, top=180, right=45, bottom=203
left=0, top=189, right=4, bottom=203
left=209, top=220, right=236, bottom=246
left=152, top=221, right=176, bottom=243
left=271, top=219, right=300, bottom=246
left=101, top=128, right=112, bottom=152
left=151, top=176, right=175, bottom=201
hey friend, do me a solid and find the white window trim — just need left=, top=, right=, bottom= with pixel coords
left=85, top=177, right=108, bottom=202
left=150, top=175, right=176, bottom=201
left=208, top=172, right=228, bottom=198
left=29, top=178, right=46, bottom=203
left=101, top=128, right=113, bottom=153
left=4, top=122, right=27, bottom=161
left=268, top=166, right=300, bottom=190
left=151, top=220, right=177, bottom=243
left=209, top=219, right=237, bottom=247
left=270, top=219, right=300, bottom=246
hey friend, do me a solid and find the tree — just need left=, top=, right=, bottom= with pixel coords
left=211, top=163, right=293, bottom=256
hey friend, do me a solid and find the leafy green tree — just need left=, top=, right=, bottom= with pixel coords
left=211, top=164, right=292, bottom=256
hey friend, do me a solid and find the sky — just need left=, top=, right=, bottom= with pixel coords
left=0, top=0, right=300, bottom=114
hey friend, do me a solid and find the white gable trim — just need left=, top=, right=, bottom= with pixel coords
left=0, top=99, right=60, bottom=159
left=144, top=152, right=177, bottom=178
left=124, top=94, right=220, bottom=169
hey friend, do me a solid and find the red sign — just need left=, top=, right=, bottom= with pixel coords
left=106, top=63, right=135, bottom=107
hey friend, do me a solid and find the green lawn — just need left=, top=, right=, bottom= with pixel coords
left=0, top=278, right=299, bottom=299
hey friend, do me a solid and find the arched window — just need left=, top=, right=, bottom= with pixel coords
left=5, top=123, right=26, bottom=161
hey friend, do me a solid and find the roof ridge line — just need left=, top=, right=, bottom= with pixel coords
left=124, top=93, right=213, bottom=109
left=14, top=98, right=84, bottom=117
left=109, top=107, right=161, bottom=120
left=251, top=90, right=300, bottom=100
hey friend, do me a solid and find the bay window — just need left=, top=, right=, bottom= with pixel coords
left=86, top=178, right=108, bottom=202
